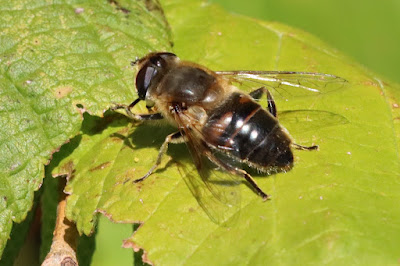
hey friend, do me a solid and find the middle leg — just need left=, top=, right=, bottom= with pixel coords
left=131, top=131, right=186, bottom=183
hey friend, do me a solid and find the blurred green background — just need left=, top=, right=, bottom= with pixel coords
left=210, top=0, right=400, bottom=83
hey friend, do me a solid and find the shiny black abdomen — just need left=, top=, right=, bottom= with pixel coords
left=203, top=93, right=293, bottom=168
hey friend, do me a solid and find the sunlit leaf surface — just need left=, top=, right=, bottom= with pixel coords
left=0, top=0, right=170, bottom=256
left=55, top=0, right=400, bottom=264
left=2, top=0, right=399, bottom=264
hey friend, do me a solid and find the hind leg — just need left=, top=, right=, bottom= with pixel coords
left=292, top=143, right=319, bottom=150
left=249, top=87, right=277, bottom=117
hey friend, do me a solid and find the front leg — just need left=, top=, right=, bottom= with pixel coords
left=112, top=98, right=164, bottom=121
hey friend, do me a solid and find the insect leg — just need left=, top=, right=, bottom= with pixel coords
left=239, top=169, right=269, bottom=200
left=249, top=87, right=265, bottom=100
left=112, top=100, right=164, bottom=121
left=249, top=87, right=277, bottom=117
left=204, top=151, right=270, bottom=200
left=132, top=131, right=186, bottom=183
left=292, top=143, right=319, bottom=150
left=266, top=90, right=277, bottom=118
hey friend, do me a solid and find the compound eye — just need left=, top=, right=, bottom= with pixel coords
left=136, top=64, right=157, bottom=99
left=150, top=55, right=165, bottom=68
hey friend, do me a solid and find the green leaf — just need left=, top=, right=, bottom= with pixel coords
left=55, top=0, right=400, bottom=261
left=126, top=1, right=400, bottom=264
left=8, top=0, right=400, bottom=264
left=0, top=0, right=171, bottom=257
left=0, top=195, right=38, bottom=265
left=53, top=0, right=400, bottom=263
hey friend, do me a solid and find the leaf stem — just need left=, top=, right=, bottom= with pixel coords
left=42, top=178, right=78, bottom=266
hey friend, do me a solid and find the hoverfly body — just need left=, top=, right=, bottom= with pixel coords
left=113, top=52, right=346, bottom=217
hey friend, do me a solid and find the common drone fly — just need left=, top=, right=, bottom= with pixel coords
left=113, top=52, right=346, bottom=220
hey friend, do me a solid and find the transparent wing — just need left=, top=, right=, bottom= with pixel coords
left=274, top=109, right=348, bottom=149
left=216, top=71, right=348, bottom=100
left=172, top=105, right=241, bottom=224
left=278, top=110, right=349, bottom=135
